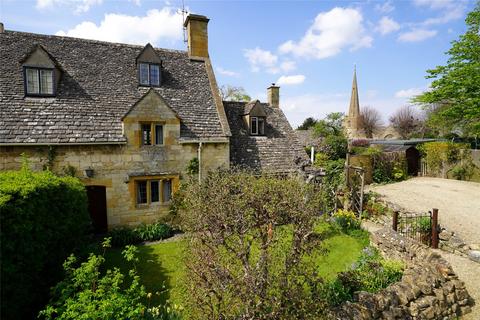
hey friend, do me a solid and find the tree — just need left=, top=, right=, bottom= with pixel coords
left=297, top=117, right=318, bottom=130
left=176, top=170, right=327, bottom=319
left=413, top=3, right=480, bottom=136
left=360, top=106, right=382, bottom=138
left=220, top=85, right=251, bottom=102
left=389, top=106, right=422, bottom=139
left=313, top=112, right=344, bottom=137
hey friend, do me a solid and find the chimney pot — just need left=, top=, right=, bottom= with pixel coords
left=267, top=84, right=280, bottom=108
left=184, top=14, right=210, bottom=59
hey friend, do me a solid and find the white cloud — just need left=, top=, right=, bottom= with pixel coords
left=130, top=0, right=141, bottom=6
left=394, top=87, right=424, bottom=98
left=56, top=8, right=183, bottom=45
left=413, top=0, right=467, bottom=26
left=375, top=1, right=395, bottom=13
left=243, top=48, right=296, bottom=74
left=375, top=16, right=400, bottom=35
left=36, top=0, right=103, bottom=13
left=413, top=0, right=454, bottom=10
left=398, top=28, right=437, bottom=42
left=216, top=67, right=239, bottom=77
left=276, top=75, right=306, bottom=86
left=280, top=60, right=296, bottom=73
left=244, top=47, right=278, bottom=72
left=279, top=7, right=373, bottom=59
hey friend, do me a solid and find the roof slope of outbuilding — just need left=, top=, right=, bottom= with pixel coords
left=0, top=31, right=227, bottom=144
left=224, top=101, right=308, bottom=173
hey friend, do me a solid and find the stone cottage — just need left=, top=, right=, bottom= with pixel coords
left=224, top=85, right=308, bottom=173
left=0, top=16, right=305, bottom=231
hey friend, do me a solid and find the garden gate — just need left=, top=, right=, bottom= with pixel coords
left=345, top=165, right=365, bottom=217
left=392, top=208, right=439, bottom=248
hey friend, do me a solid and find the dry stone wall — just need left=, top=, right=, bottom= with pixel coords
left=333, top=228, right=473, bottom=319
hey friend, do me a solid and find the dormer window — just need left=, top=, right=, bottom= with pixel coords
left=24, top=67, right=55, bottom=96
left=139, top=63, right=161, bottom=87
left=251, top=116, right=265, bottom=135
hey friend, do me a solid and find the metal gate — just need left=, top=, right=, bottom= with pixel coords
left=392, top=208, right=439, bottom=248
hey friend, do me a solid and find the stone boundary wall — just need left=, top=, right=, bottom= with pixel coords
left=333, top=228, right=473, bottom=319
left=366, top=196, right=480, bottom=264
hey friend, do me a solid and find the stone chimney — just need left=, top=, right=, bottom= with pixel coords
left=0, top=23, right=4, bottom=33
left=267, top=83, right=280, bottom=108
left=183, top=14, right=209, bottom=59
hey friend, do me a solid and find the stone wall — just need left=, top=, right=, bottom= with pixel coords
left=334, top=228, right=473, bottom=319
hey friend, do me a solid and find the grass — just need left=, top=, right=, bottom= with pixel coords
left=104, top=220, right=369, bottom=312
left=104, top=240, right=186, bottom=308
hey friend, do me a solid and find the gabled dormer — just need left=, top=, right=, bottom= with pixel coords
left=243, top=100, right=266, bottom=136
left=20, top=44, right=62, bottom=97
left=136, top=43, right=162, bottom=87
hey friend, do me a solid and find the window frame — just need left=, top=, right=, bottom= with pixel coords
left=134, top=177, right=174, bottom=207
left=138, top=62, right=161, bottom=87
left=140, top=122, right=164, bottom=147
left=23, top=66, right=56, bottom=97
left=250, top=116, right=266, bottom=136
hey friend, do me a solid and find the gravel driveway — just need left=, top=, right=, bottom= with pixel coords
left=370, top=177, right=480, bottom=246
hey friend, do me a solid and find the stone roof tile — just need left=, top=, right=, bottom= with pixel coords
left=0, top=31, right=226, bottom=144
left=224, top=101, right=308, bottom=173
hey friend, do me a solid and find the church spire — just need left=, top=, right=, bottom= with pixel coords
left=348, top=65, right=360, bottom=118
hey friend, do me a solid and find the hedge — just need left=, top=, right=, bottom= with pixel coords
left=0, top=167, right=91, bottom=319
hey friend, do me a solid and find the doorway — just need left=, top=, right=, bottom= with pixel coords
left=86, top=186, right=108, bottom=233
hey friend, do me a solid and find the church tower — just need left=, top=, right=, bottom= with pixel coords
left=344, top=66, right=366, bottom=139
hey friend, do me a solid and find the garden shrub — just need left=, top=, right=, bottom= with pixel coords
left=109, top=222, right=174, bottom=247
left=177, top=169, right=327, bottom=319
left=0, top=164, right=90, bottom=320
left=39, top=238, right=181, bottom=320
left=420, top=141, right=474, bottom=179
left=371, top=152, right=407, bottom=183
left=333, top=209, right=361, bottom=233
left=322, top=246, right=404, bottom=307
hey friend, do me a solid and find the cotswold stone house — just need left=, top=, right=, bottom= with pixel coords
left=0, top=17, right=305, bottom=230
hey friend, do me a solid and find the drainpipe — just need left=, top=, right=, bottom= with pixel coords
left=197, top=141, right=203, bottom=183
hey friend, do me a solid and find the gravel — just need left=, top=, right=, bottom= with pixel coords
left=369, top=177, right=480, bottom=247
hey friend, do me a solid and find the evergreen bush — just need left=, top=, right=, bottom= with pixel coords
left=0, top=164, right=90, bottom=319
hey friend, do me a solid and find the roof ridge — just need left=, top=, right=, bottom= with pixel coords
left=3, top=30, right=188, bottom=54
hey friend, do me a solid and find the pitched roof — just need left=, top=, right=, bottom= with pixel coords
left=224, top=101, right=308, bottom=173
left=0, top=30, right=227, bottom=144
left=295, top=129, right=323, bottom=149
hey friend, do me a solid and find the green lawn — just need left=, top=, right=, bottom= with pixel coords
left=105, top=221, right=369, bottom=311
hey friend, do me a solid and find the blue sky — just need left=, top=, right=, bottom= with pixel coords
left=1, top=0, right=475, bottom=126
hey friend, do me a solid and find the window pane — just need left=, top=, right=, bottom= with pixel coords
left=163, top=179, right=172, bottom=202
left=139, top=63, right=149, bottom=85
left=150, top=180, right=159, bottom=203
left=251, top=117, right=258, bottom=135
left=142, top=124, right=151, bottom=145
left=155, top=124, right=163, bottom=145
left=258, top=118, right=265, bottom=135
left=137, top=181, right=147, bottom=204
left=150, top=64, right=160, bottom=86
left=26, top=68, right=39, bottom=94
left=40, top=69, right=54, bottom=94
